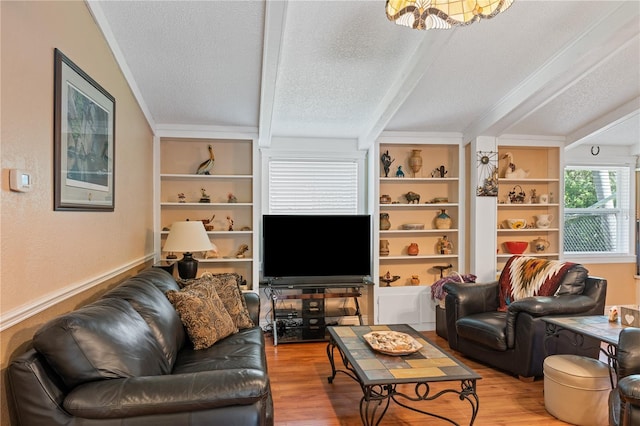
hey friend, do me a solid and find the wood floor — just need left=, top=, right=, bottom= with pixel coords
left=265, top=330, right=570, bottom=426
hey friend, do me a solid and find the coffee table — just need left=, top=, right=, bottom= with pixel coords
left=326, top=324, right=480, bottom=426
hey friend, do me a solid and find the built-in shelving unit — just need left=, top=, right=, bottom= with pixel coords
left=496, top=145, right=562, bottom=272
left=155, top=137, right=258, bottom=290
left=374, top=137, right=464, bottom=330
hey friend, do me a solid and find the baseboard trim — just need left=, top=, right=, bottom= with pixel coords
left=0, top=254, right=154, bottom=332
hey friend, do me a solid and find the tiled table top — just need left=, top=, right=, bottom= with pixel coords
left=327, top=324, right=480, bottom=386
left=543, top=315, right=630, bottom=346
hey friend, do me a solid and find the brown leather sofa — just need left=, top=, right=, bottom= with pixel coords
left=609, top=327, right=640, bottom=426
left=8, top=268, right=273, bottom=425
left=443, top=264, right=607, bottom=379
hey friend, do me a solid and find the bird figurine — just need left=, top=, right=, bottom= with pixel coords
left=502, top=152, right=529, bottom=179
left=196, top=145, right=215, bottom=175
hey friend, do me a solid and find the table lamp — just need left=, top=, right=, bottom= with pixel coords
left=163, top=220, right=215, bottom=279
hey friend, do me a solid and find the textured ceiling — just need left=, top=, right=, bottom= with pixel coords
left=91, top=0, right=640, bottom=153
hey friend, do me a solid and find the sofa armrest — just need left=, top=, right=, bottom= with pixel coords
left=243, top=292, right=260, bottom=325
left=507, top=295, right=597, bottom=317
left=64, top=368, right=270, bottom=419
left=619, top=375, right=640, bottom=406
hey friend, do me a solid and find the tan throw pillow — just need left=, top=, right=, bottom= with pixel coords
left=166, top=282, right=237, bottom=350
left=180, top=273, right=255, bottom=330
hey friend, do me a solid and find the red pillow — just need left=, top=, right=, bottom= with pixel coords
left=498, top=256, right=578, bottom=312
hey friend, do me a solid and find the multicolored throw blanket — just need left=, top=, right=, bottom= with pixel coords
left=498, top=256, right=577, bottom=311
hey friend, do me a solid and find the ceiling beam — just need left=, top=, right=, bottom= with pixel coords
left=358, top=30, right=457, bottom=150
left=565, top=97, right=640, bottom=150
left=258, top=0, right=288, bottom=148
left=462, top=1, right=640, bottom=143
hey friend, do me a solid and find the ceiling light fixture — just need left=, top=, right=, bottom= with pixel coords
left=386, top=0, right=514, bottom=30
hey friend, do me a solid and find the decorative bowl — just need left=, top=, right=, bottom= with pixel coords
left=401, top=223, right=425, bottom=230
left=504, top=241, right=528, bottom=254
left=505, top=219, right=527, bottom=229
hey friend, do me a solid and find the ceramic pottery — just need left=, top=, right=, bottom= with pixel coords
left=435, top=209, right=452, bottom=229
left=409, top=149, right=423, bottom=174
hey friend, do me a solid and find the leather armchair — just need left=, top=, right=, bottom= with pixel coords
left=609, top=328, right=640, bottom=426
left=443, top=275, right=607, bottom=379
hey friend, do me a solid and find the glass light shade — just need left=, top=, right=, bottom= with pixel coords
left=163, top=221, right=215, bottom=254
left=386, top=0, right=514, bottom=30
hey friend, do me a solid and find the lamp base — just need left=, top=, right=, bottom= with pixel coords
left=177, top=252, right=199, bottom=279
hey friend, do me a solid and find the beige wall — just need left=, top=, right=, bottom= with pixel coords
left=583, top=262, right=637, bottom=306
left=1, top=1, right=154, bottom=424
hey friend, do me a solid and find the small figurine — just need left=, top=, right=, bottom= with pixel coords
left=178, top=193, right=186, bottom=203
left=431, top=165, right=448, bottom=178
left=609, top=306, right=619, bottom=322
left=199, top=188, right=211, bottom=203
left=203, top=247, right=219, bottom=259
left=235, top=244, right=249, bottom=258
left=196, top=145, right=215, bottom=175
left=395, top=165, right=405, bottom=178
left=502, top=152, right=529, bottom=179
left=226, top=216, right=234, bottom=231
left=530, top=189, right=538, bottom=204
left=404, top=191, right=420, bottom=204
left=227, top=193, right=237, bottom=203
left=410, top=275, right=420, bottom=285
left=438, top=236, right=453, bottom=255
left=381, top=150, right=394, bottom=177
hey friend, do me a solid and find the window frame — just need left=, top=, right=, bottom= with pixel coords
left=562, top=162, right=635, bottom=264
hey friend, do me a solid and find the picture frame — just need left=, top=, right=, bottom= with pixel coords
left=54, top=48, right=115, bottom=211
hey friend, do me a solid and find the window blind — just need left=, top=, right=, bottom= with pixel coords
left=268, top=160, right=358, bottom=214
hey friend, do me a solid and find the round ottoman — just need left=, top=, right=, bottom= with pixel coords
left=544, top=354, right=611, bottom=426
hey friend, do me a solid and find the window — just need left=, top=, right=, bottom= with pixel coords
left=268, top=160, right=359, bottom=214
left=563, top=166, right=631, bottom=255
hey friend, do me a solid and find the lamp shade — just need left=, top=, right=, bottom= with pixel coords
left=163, top=221, right=215, bottom=254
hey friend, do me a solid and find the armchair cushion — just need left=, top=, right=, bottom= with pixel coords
left=498, top=256, right=586, bottom=311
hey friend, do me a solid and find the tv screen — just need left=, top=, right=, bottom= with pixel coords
left=262, top=215, right=371, bottom=278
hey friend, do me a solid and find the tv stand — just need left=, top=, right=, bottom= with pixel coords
left=260, top=277, right=372, bottom=345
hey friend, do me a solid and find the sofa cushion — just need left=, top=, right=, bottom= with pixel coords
left=179, top=273, right=254, bottom=330
left=103, top=272, right=185, bottom=368
left=173, top=328, right=267, bottom=374
left=33, top=298, right=170, bottom=388
left=498, top=256, right=584, bottom=311
left=166, top=282, right=238, bottom=350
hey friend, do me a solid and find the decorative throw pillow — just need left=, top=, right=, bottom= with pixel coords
left=179, top=273, right=254, bottom=330
left=498, top=256, right=581, bottom=312
left=166, top=282, right=237, bottom=350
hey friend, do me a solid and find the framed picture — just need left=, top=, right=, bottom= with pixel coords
left=54, top=48, right=115, bottom=211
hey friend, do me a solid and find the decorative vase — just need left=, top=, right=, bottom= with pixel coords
left=532, top=237, right=550, bottom=253
left=435, top=209, right=452, bottom=229
left=380, top=213, right=391, bottom=230
left=408, top=149, right=423, bottom=174
left=407, top=243, right=419, bottom=256
left=411, top=275, right=420, bottom=285
left=380, top=240, right=389, bottom=256
left=535, top=214, right=553, bottom=229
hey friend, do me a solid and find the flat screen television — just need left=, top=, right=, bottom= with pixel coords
left=262, top=214, right=371, bottom=279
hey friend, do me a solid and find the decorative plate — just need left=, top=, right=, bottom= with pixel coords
left=362, top=331, right=423, bottom=356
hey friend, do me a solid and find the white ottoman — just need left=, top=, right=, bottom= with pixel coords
left=544, top=354, right=611, bottom=426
